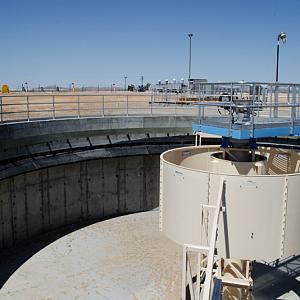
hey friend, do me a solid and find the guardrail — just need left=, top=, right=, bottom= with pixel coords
left=186, top=82, right=300, bottom=139
left=0, top=92, right=199, bottom=124
left=197, top=83, right=300, bottom=124
left=3, top=83, right=300, bottom=126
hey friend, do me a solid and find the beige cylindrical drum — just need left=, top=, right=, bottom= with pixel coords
left=160, top=146, right=300, bottom=261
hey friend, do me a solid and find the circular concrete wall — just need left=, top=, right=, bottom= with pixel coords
left=0, top=155, right=160, bottom=249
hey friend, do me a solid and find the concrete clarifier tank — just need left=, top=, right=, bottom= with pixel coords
left=159, top=145, right=300, bottom=261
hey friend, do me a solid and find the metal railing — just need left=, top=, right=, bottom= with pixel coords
left=191, top=82, right=300, bottom=135
left=152, top=82, right=300, bottom=138
left=0, top=92, right=199, bottom=124
left=199, top=82, right=300, bottom=115
left=2, top=82, right=300, bottom=127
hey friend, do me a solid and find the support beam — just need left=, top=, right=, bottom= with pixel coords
left=202, top=178, right=224, bottom=299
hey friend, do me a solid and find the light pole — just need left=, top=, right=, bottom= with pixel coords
left=275, top=32, right=286, bottom=82
left=124, top=76, right=127, bottom=91
left=188, top=33, right=193, bottom=86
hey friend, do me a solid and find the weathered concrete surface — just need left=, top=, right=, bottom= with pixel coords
left=0, top=211, right=182, bottom=300
left=0, top=116, right=197, bottom=174
left=0, top=137, right=198, bottom=180
left=0, top=116, right=196, bottom=157
left=0, top=115, right=196, bottom=143
left=0, top=155, right=159, bottom=249
left=0, top=115, right=200, bottom=250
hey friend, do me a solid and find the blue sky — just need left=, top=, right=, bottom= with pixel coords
left=1, top=0, right=300, bottom=88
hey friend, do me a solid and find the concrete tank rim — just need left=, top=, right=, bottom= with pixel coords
left=160, top=145, right=300, bottom=178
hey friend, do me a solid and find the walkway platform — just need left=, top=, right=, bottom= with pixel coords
left=193, top=116, right=300, bottom=139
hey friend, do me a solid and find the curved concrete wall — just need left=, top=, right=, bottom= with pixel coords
left=0, top=115, right=206, bottom=250
left=160, top=146, right=300, bottom=261
left=0, top=155, right=159, bottom=249
left=0, top=115, right=199, bottom=180
left=0, top=116, right=197, bottom=159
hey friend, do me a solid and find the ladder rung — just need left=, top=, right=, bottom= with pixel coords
left=185, top=244, right=210, bottom=252
left=200, top=204, right=217, bottom=209
left=217, top=276, right=253, bottom=288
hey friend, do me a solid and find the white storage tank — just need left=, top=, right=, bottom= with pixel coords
left=160, top=145, right=300, bottom=261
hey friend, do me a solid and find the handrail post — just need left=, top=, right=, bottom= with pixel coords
left=0, top=96, right=3, bottom=123
left=102, top=95, right=105, bottom=117
left=175, top=91, right=178, bottom=116
left=197, top=94, right=201, bottom=124
left=229, top=83, right=233, bottom=134
left=52, top=95, right=55, bottom=119
left=198, top=82, right=201, bottom=120
left=77, top=95, right=80, bottom=118
left=202, top=86, right=205, bottom=121
left=274, top=84, right=279, bottom=118
left=291, top=85, right=296, bottom=134
left=296, top=86, right=300, bottom=118
left=27, top=95, right=30, bottom=121
left=251, top=84, right=256, bottom=139
left=269, top=85, right=273, bottom=118
left=150, top=93, right=153, bottom=116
